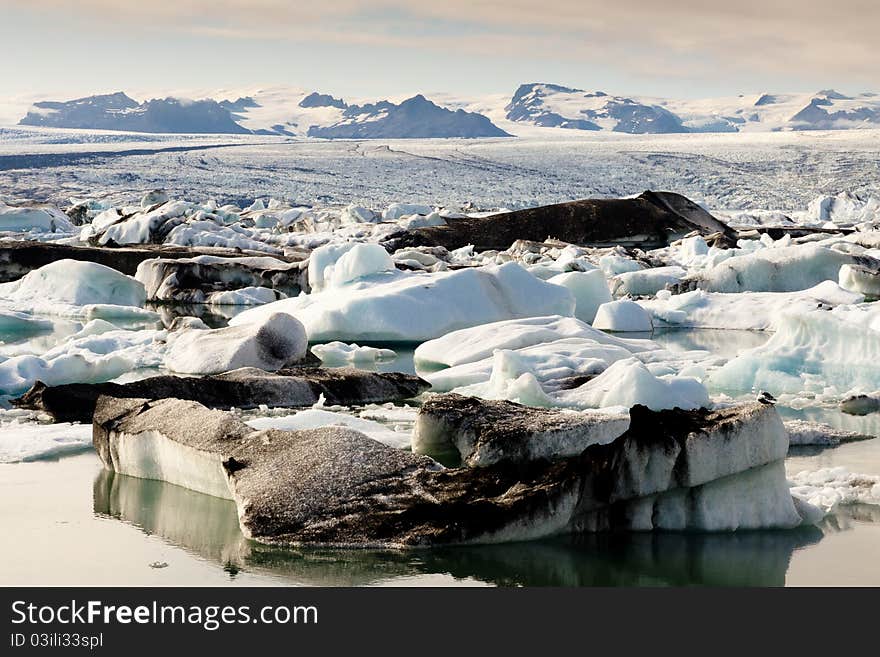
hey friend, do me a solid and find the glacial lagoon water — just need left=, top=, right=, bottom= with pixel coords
left=2, top=328, right=879, bottom=586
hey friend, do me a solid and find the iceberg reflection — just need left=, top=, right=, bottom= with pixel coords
left=93, top=469, right=825, bottom=587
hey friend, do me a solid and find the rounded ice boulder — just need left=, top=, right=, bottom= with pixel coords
left=592, top=300, right=654, bottom=332
left=164, top=312, right=308, bottom=375
left=0, top=259, right=146, bottom=308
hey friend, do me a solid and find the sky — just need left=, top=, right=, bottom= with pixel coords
left=0, top=1, right=877, bottom=101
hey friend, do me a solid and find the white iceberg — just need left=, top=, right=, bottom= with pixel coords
left=164, top=312, right=307, bottom=375
left=641, top=281, right=862, bottom=330
left=0, top=203, right=74, bottom=233
left=230, top=263, right=575, bottom=343
left=310, top=341, right=396, bottom=364
left=414, top=315, right=654, bottom=371
left=592, top=300, right=654, bottom=332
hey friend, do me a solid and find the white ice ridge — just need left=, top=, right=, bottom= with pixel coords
left=230, top=262, right=575, bottom=343
left=789, top=467, right=880, bottom=513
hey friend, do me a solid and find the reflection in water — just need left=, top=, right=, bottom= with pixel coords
left=94, top=469, right=825, bottom=587
left=652, top=328, right=770, bottom=361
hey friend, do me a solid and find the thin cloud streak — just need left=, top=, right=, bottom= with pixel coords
left=3, top=1, right=877, bottom=89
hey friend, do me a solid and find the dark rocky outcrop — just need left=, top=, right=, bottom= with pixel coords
left=14, top=367, right=429, bottom=423
left=382, top=191, right=737, bottom=252
left=93, top=395, right=803, bottom=547
left=0, top=240, right=306, bottom=283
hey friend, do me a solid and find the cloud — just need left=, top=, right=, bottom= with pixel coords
left=6, top=1, right=879, bottom=87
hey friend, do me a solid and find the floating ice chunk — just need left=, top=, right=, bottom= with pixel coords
left=424, top=337, right=632, bottom=392
left=807, top=192, right=880, bottom=225
left=548, top=270, right=612, bottom=323
left=0, top=203, right=74, bottom=233
left=840, top=393, right=880, bottom=415
left=141, top=189, right=169, bottom=208
left=245, top=408, right=410, bottom=449
left=231, top=263, right=575, bottom=343
left=0, top=259, right=146, bottom=310
left=414, top=393, right=630, bottom=466
left=640, top=281, right=863, bottom=330
left=0, top=420, right=92, bottom=463
left=452, top=350, right=558, bottom=407
left=414, top=315, right=654, bottom=371
left=164, top=221, right=280, bottom=253
left=339, top=204, right=377, bottom=225
left=557, top=358, right=710, bottom=411
left=164, top=312, right=307, bottom=375
left=709, top=305, right=880, bottom=395
left=685, top=244, right=860, bottom=293
left=397, top=212, right=446, bottom=230
left=592, top=300, right=654, bottom=332
left=611, top=266, right=686, bottom=296
left=310, top=341, right=396, bottom=364
left=383, top=203, right=433, bottom=220
left=0, top=327, right=165, bottom=395
left=784, top=420, right=872, bottom=447
left=789, top=467, right=880, bottom=513
left=327, top=243, right=395, bottom=288
left=307, top=242, right=356, bottom=291
left=599, top=253, right=642, bottom=277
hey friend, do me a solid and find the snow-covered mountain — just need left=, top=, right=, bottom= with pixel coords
left=10, top=83, right=880, bottom=137
left=506, top=83, right=880, bottom=133
left=505, top=83, right=688, bottom=133
left=19, top=92, right=250, bottom=134
left=306, top=94, right=511, bottom=139
left=16, top=88, right=510, bottom=139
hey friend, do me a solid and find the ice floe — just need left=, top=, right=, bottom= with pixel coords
left=310, top=342, right=396, bottom=364
left=0, top=418, right=92, bottom=463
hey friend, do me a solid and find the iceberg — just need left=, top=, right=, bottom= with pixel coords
left=163, top=312, right=308, bottom=375
left=414, top=315, right=654, bottom=371
left=592, top=300, right=654, bottom=332
left=230, top=263, right=575, bottom=343
left=641, top=281, right=862, bottom=330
